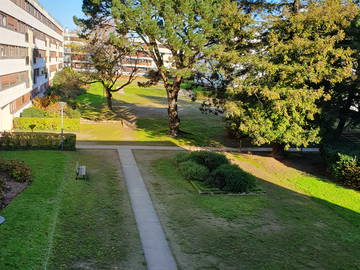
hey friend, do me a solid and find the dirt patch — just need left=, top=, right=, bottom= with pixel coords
left=0, top=172, right=29, bottom=210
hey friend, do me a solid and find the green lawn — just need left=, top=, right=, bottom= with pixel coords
left=134, top=150, right=360, bottom=269
left=0, top=150, right=145, bottom=269
left=75, top=81, right=237, bottom=147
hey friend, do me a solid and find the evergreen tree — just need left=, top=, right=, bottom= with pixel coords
left=222, top=0, right=358, bottom=156
left=76, top=0, right=253, bottom=136
left=321, top=12, right=360, bottom=139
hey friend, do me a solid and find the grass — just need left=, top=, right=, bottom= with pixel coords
left=0, top=150, right=145, bottom=269
left=134, top=150, right=360, bottom=269
left=74, top=81, right=238, bottom=147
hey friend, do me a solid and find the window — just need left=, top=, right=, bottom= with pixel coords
left=0, top=71, right=28, bottom=91
left=0, top=44, right=28, bottom=59
left=0, top=13, right=6, bottom=27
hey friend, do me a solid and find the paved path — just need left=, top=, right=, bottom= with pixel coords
left=78, top=145, right=178, bottom=270
left=77, top=144, right=319, bottom=153
left=76, top=144, right=319, bottom=270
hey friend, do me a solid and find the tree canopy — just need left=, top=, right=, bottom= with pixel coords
left=76, top=0, right=254, bottom=136
left=219, top=0, right=358, bottom=154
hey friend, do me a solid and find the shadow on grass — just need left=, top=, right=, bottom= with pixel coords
left=77, top=140, right=178, bottom=146
left=76, top=91, right=239, bottom=147
left=138, top=151, right=360, bottom=268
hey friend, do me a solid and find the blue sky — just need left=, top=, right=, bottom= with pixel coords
left=38, top=0, right=84, bottom=30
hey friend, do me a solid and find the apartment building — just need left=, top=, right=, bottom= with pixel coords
left=0, top=0, right=64, bottom=131
left=64, top=30, right=173, bottom=75
left=64, top=29, right=90, bottom=71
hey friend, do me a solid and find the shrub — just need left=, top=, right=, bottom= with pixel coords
left=189, top=151, right=229, bottom=171
left=0, top=132, right=76, bottom=151
left=0, top=159, right=31, bottom=183
left=174, top=152, right=191, bottom=165
left=14, top=117, right=80, bottom=131
left=178, top=160, right=209, bottom=181
left=21, top=107, right=48, bottom=118
left=321, top=141, right=360, bottom=189
left=65, top=108, right=81, bottom=119
left=207, top=164, right=256, bottom=193
left=52, top=67, right=85, bottom=99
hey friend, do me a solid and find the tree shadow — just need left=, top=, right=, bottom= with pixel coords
left=138, top=150, right=360, bottom=268
left=76, top=90, right=240, bottom=147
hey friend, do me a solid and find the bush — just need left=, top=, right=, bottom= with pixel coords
left=0, top=132, right=76, bottom=151
left=21, top=107, right=48, bottom=118
left=0, top=160, right=31, bottom=183
left=174, top=152, right=191, bottom=165
left=321, top=141, right=360, bottom=189
left=14, top=117, right=80, bottom=131
left=66, top=108, right=81, bottom=119
left=189, top=151, right=229, bottom=171
left=178, top=160, right=209, bottom=181
left=52, top=67, right=85, bottom=99
left=207, top=164, right=256, bottom=193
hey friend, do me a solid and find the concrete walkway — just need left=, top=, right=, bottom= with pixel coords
left=78, top=145, right=177, bottom=270
left=76, top=144, right=319, bottom=270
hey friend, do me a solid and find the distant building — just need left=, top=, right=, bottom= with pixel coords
left=64, top=29, right=173, bottom=76
left=0, top=0, right=64, bottom=131
left=63, top=29, right=90, bottom=71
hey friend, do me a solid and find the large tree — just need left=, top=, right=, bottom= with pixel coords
left=76, top=0, right=253, bottom=136
left=219, top=0, right=358, bottom=156
left=321, top=12, right=360, bottom=139
left=83, top=33, right=140, bottom=111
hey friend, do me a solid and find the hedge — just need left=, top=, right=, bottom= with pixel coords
left=174, top=151, right=257, bottom=193
left=207, top=164, right=256, bottom=193
left=13, top=117, right=80, bottom=131
left=321, top=141, right=360, bottom=189
left=0, top=132, right=76, bottom=150
left=178, top=160, right=209, bottom=181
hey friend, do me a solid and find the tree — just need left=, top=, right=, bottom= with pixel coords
left=76, top=0, right=253, bottom=136
left=221, top=0, right=358, bottom=157
left=83, top=33, right=140, bottom=111
left=52, top=67, right=84, bottom=99
left=321, top=12, right=360, bottom=139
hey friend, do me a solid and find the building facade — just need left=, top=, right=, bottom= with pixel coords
left=64, top=30, right=173, bottom=76
left=64, top=29, right=90, bottom=71
left=0, top=0, right=64, bottom=131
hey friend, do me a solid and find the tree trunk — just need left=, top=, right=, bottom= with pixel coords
left=333, top=92, right=354, bottom=139
left=105, top=88, right=113, bottom=111
left=166, top=83, right=181, bottom=137
left=334, top=116, right=347, bottom=139
left=272, top=143, right=286, bottom=159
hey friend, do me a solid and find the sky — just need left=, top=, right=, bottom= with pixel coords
left=37, top=0, right=84, bottom=30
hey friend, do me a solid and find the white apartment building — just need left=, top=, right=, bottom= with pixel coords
left=0, top=0, right=64, bottom=131
left=64, top=30, right=173, bottom=75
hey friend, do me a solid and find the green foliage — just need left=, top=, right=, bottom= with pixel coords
left=0, top=159, right=31, bottom=183
left=21, top=107, right=48, bottom=118
left=320, top=12, right=360, bottom=138
left=65, top=108, right=81, bottom=119
left=14, top=118, right=80, bottom=131
left=207, top=164, right=256, bottom=193
left=174, top=152, right=191, bottom=165
left=189, top=151, right=229, bottom=171
left=222, top=0, right=358, bottom=148
left=321, top=141, right=360, bottom=189
left=178, top=160, right=209, bottom=181
left=0, top=132, right=76, bottom=151
left=76, top=0, right=254, bottom=135
left=52, top=67, right=85, bottom=99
